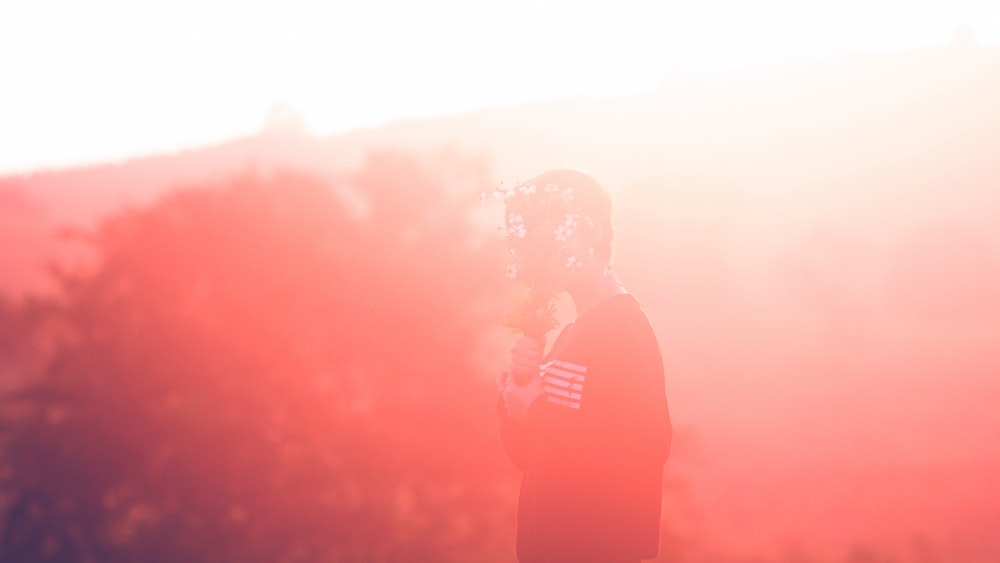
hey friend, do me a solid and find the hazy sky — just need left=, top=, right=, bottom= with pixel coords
left=1, top=0, right=998, bottom=175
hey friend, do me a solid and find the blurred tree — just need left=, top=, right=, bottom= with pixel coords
left=0, top=153, right=516, bottom=562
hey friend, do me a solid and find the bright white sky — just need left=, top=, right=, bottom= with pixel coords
left=1, top=0, right=998, bottom=175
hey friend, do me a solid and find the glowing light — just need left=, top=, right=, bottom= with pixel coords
left=1, top=0, right=998, bottom=173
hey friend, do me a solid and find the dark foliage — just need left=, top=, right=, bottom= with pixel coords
left=0, top=153, right=516, bottom=562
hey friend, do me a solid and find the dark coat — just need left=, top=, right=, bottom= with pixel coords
left=498, top=294, right=672, bottom=562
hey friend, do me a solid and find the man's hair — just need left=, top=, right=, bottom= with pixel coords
left=526, top=167, right=613, bottom=263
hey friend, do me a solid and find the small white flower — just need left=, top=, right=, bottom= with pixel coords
left=554, top=224, right=569, bottom=243
left=506, top=215, right=526, bottom=238
left=561, top=186, right=574, bottom=200
left=506, top=263, right=518, bottom=279
left=519, top=183, right=537, bottom=195
left=566, top=256, right=583, bottom=269
left=587, top=247, right=596, bottom=256
left=544, top=183, right=560, bottom=193
left=495, top=181, right=516, bottom=201
left=507, top=224, right=526, bottom=239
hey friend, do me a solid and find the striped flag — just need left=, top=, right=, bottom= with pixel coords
left=540, top=359, right=588, bottom=410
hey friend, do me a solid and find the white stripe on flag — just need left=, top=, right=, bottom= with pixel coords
left=547, top=396, right=581, bottom=409
left=546, top=367, right=585, bottom=382
left=553, top=360, right=588, bottom=373
left=543, top=376, right=583, bottom=392
left=545, top=377, right=571, bottom=388
left=543, top=385, right=582, bottom=400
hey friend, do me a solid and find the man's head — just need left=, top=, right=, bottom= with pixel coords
left=502, top=168, right=614, bottom=290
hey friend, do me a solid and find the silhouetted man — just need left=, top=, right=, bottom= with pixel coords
left=497, top=168, right=672, bottom=563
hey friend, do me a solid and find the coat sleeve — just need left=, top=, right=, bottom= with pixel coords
left=497, top=392, right=533, bottom=471
left=496, top=323, right=579, bottom=471
left=497, top=367, right=552, bottom=470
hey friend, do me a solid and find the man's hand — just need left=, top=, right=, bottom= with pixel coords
left=510, top=337, right=543, bottom=384
left=501, top=336, right=546, bottom=420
